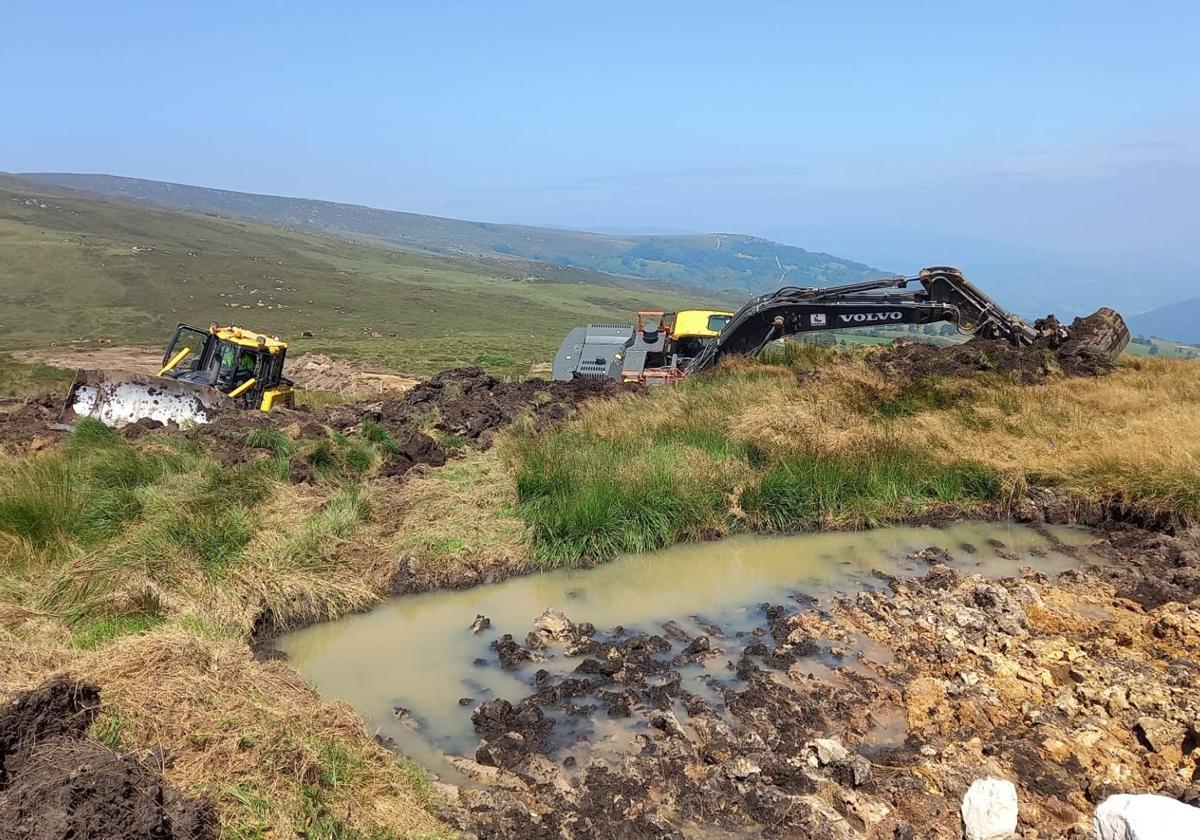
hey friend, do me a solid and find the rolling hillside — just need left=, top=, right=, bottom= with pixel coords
left=0, top=175, right=734, bottom=376
left=20, top=173, right=885, bottom=293
left=1128, top=297, right=1200, bottom=345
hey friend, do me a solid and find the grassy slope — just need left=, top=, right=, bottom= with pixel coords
left=1123, top=335, right=1200, bottom=360
left=21, top=173, right=885, bottom=293
left=0, top=175, right=734, bottom=377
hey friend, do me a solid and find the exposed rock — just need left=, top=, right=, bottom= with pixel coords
left=468, top=614, right=491, bottom=635
left=533, top=608, right=574, bottom=640
left=812, top=737, right=849, bottom=766
left=961, top=778, right=1019, bottom=840
left=1093, top=793, right=1200, bottom=840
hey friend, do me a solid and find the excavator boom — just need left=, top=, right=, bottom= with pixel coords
left=687, top=266, right=1038, bottom=373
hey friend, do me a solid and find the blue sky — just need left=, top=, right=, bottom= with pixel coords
left=3, top=1, right=1197, bottom=311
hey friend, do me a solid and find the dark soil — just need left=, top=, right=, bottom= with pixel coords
left=0, top=396, right=60, bottom=446
left=874, top=308, right=1129, bottom=384
left=311, top=367, right=632, bottom=475
left=0, top=677, right=216, bottom=840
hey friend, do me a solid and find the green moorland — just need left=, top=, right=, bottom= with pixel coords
left=1, top=344, right=1199, bottom=837
left=1123, top=334, right=1200, bottom=360
left=0, top=174, right=734, bottom=377
left=22, top=172, right=884, bottom=295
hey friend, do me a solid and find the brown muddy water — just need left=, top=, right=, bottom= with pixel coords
left=275, top=522, right=1102, bottom=780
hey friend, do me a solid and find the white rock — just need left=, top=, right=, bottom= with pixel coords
left=961, top=778, right=1018, bottom=840
left=1093, top=793, right=1200, bottom=840
left=812, top=737, right=849, bottom=765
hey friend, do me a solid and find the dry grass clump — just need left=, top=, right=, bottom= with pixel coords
left=0, top=630, right=450, bottom=839
left=885, top=358, right=1200, bottom=514
left=388, top=449, right=529, bottom=586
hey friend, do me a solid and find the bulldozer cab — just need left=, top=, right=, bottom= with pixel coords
left=159, top=324, right=294, bottom=411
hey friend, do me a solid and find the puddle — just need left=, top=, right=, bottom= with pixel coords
left=275, top=522, right=1102, bottom=780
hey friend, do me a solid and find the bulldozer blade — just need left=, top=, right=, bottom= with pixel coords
left=58, top=370, right=234, bottom=428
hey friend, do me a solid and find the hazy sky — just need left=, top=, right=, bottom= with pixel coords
left=3, top=1, right=1197, bottom=311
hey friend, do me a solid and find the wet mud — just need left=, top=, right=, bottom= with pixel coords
left=0, top=677, right=216, bottom=840
left=435, top=523, right=1200, bottom=839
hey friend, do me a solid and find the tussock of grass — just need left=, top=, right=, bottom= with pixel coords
left=742, top=444, right=999, bottom=530
left=514, top=430, right=738, bottom=565
left=389, top=450, right=527, bottom=584
left=245, top=427, right=296, bottom=457
left=0, top=425, right=450, bottom=836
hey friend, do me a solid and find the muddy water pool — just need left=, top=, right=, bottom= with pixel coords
left=275, top=522, right=1102, bottom=778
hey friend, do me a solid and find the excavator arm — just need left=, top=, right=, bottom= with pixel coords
left=687, top=266, right=1039, bottom=374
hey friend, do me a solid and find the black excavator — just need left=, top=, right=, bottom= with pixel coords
left=552, top=266, right=1130, bottom=384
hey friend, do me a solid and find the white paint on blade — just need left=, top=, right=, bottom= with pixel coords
left=80, top=382, right=212, bottom=428
left=70, top=385, right=98, bottom=417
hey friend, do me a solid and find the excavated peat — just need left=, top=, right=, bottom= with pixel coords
left=873, top=309, right=1128, bottom=384
left=0, top=677, right=216, bottom=840
left=309, top=367, right=633, bottom=476
left=0, top=396, right=60, bottom=448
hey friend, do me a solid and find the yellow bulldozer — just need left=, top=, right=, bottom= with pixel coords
left=58, top=323, right=294, bottom=428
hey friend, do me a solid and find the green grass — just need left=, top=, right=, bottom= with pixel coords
left=72, top=611, right=166, bottom=649
left=514, top=425, right=1004, bottom=566
left=0, top=353, right=75, bottom=396
left=245, top=427, right=296, bottom=457
left=1124, top=336, right=1200, bottom=360
left=740, top=446, right=999, bottom=530
left=0, top=176, right=735, bottom=380
left=0, top=420, right=169, bottom=550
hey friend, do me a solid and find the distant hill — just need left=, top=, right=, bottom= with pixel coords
left=0, top=174, right=731, bottom=376
left=1128, top=297, right=1200, bottom=345
left=20, top=173, right=885, bottom=294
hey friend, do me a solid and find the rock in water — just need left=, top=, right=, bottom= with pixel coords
left=533, top=608, right=574, bottom=640
left=961, top=778, right=1018, bottom=840
left=1093, top=794, right=1200, bottom=839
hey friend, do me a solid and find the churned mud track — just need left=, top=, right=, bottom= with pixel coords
left=0, top=677, right=216, bottom=840
left=435, top=517, right=1200, bottom=839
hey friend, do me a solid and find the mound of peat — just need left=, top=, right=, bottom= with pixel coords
left=311, top=367, right=633, bottom=476
left=0, top=677, right=216, bottom=840
left=875, top=308, right=1129, bottom=384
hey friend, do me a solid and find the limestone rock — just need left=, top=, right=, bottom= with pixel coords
left=812, top=737, right=849, bottom=766
left=961, top=778, right=1018, bottom=840
left=1093, top=793, right=1200, bottom=839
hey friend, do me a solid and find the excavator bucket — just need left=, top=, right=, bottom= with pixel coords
left=57, top=370, right=234, bottom=429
